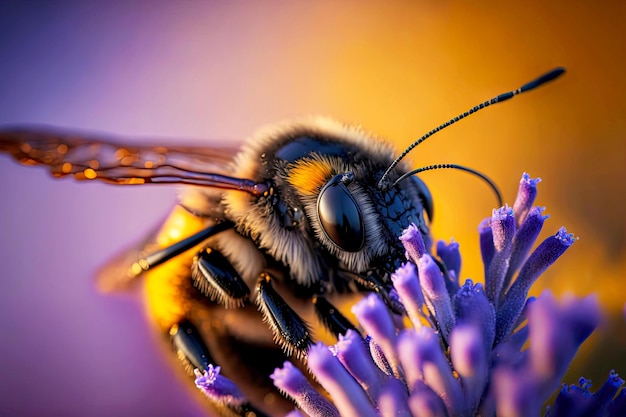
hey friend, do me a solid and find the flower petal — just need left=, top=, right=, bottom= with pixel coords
left=307, top=342, right=378, bottom=417
left=496, top=228, right=576, bottom=342
left=334, top=329, right=388, bottom=402
left=400, top=223, right=427, bottom=263
left=391, top=262, right=427, bottom=329
left=512, top=172, right=541, bottom=226
left=418, top=254, right=455, bottom=341
left=398, top=327, right=463, bottom=415
left=194, top=365, right=246, bottom=407
left=270, top=361, right=339, bottom=417
left=485, top=206, right=516, bottom=307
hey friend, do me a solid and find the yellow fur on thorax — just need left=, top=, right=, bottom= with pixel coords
left=143, top=205, right=207, bottom=331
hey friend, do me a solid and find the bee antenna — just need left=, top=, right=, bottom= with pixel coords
left=377, top=67, right=566, bottom=190
left=393, top=163, right=503, bottom=207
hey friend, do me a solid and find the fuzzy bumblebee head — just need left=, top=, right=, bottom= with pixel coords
left=212, top=116, right=432, bottom=289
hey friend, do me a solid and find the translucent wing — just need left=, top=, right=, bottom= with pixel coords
left=0, top=126, right=252, bottom=292
left=0, top=126, right=241, bottom=185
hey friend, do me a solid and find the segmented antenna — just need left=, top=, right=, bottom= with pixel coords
left=393, top=163, right=503, bottom=207
left=377, top=67, right=566, bottom=190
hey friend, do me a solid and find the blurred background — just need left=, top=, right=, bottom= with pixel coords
left=0, top=1, right=624, bottom=416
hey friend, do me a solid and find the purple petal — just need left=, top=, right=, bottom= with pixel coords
left=437, top=238, right=461, bottom=276
left=417, top=254, right=455, bottom=341
left=479, top=218, right=495, bottom=273
left=408, top=379, right=452, bottom=417
left=492, top=367, right=541, bottom=417
left=528, top=292, right=601, bottom=400
left=502, top=206, right=549, bottom=292
left=398, top=327, right=463, bottom=415
left=334, top=330, right=388, bottom=402
left=586, top=370, right=625, bottom=415
left=307, top=342, right=378, bottom=417
left=485, top=206, right=516, bottom=306
left=512, top=173, right=541, bottom=226
left=391, top=262, right=426, bottom=329
left=549, top=378, right=592, bottom=417
left=496, top=228, right=576, bottom=342
left=436, top=240, right=462, bottom=296
left=399, top=223, right=427, bottom=264
left=453, top=280, right=496, bottom=353
left=450, top=324, right=489, bottom=413
left=270, top=361, right=339, bottom=417
left=352, top=293, right=403, bottom=378
left=194, top=365, right=245, bottom=406
left=378, top=377, right=412, bottom=417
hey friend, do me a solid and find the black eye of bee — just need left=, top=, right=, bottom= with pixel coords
left=317, top=172, right=364, bottom=252
left=411, top=176, right=434, bottom=222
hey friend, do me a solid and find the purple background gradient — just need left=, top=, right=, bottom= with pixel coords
left=1, top=2, right=625, bottom=417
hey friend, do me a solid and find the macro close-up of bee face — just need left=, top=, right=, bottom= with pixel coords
left=1, top=2, right=625, bottom=417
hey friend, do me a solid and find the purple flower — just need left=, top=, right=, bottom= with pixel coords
left=193, top=364, right=245, bottom=407
left=268, top=173, right=624, bottom=416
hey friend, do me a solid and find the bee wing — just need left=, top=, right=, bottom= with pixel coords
left=0, top=127, right=244, bottom=293
left=0, top=126, right=241, bottom=184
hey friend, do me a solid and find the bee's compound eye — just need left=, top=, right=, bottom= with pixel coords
left=317, top=176, right=364, bottom=252
left=412, top=176, right=434, bottom=222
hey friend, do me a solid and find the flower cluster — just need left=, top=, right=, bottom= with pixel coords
left=196, top=173, right=626, bottom=416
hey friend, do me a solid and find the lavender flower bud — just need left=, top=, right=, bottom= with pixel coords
left=334, top=330, right=388, bottom=401
left=352, top=293, right=403, bottom=378
left=528, top=292, right=601, bottom=399
left=270, top=361, right=339, bottom=417
left=513, top=173, right=541, bottom=226
left=399, top=223, right=427, bottom=264
left=479, top=218, right=495, bottom=271
left=378, top=377, right=411, bottom=417
left=485, top=206, right=516, bottom=306
left=587, top=370, right=624, bottom=415
left=437, top=238, right=461, bottom=276
left=492, top=367, right=539, bottom=417
left=398, top=327, right=463, bottom=415
left=391, top=262, right=426, bottom=329
left=450, top=324, right=489, bottom=414
left=454, top=280, right=496, bottom=353
left=194, top=365, right=245, bottom=406
left=496, top=228, right=576, bottom=342
left=549, top=371, right=625, bottom=416
left=408, top=379, right=452, bottom=417
left=307, top=342, right=378, bottom=417
left=502, top=206, right=549, bottom=291
left=418, top=254, right=455, bottom=341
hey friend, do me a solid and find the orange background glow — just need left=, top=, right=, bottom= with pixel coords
left=1, top=2, right=624, bottom=415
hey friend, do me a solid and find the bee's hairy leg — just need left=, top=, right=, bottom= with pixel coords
left=169, top=320, right=270, bottom=417
left=256, top=273, right=312, bottom=358
left=312, top=295, right=357, bottom=338
left=170, top=320, right=215, bottom=374
left=192, top=248, right=250, bottom=308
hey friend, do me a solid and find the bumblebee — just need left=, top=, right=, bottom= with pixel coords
left=0, top=68, right=564, bottom=417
